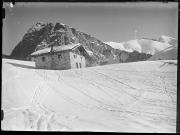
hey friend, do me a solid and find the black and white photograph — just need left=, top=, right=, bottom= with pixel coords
left=2, top=1, right=178, bottom=132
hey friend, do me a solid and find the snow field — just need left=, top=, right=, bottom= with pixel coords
left=2, top=59, right=177, bottom=132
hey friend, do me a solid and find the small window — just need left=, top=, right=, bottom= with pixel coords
left=58, top=54, right=62, bottom=59
left=81, top=57, right=83, bottom=61
left=74, top=55, right=77, bottom=59
left=76, top=63, right=78, bottom=68
left=79, top=63, right=82, bottom=68
left=42, top=56, right=46, bottom=62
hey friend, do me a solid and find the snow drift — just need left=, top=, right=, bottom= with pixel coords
left=2, top=58, right=177, bottom=132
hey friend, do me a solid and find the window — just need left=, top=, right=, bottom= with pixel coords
left=74, top=55, right=77, bottom=59
left=79, top=63, right=82, bottom=68
left=58, top=54, right=62, bottom=59
left=76, top=63, right=78, bottom=68
left=42, top=56, right=46, bottom=62
left=81, top=57, right=83, bottom=61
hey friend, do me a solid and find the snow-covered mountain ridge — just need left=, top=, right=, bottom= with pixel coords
left=159, top=35, right=177, bottom=46
left=105, top=36, right=177, bottom=55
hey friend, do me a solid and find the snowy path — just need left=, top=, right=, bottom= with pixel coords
left=1, top=59, right=177, bottom=132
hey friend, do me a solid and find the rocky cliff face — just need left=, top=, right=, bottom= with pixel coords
left=11, top=22, right=54, bottom=60
left=10, top=22, right=151, bottom=66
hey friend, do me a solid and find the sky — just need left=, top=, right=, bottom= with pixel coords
left=3, top=2, right=178, bottom=55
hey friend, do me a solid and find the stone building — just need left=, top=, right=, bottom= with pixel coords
left=30, top=43, right=90, bottom=70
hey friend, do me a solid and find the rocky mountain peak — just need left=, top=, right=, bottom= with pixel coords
left=10, top=22, right=152, bottom=66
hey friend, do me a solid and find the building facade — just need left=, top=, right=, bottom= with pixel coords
left=30, top=44, right=87, bottom=70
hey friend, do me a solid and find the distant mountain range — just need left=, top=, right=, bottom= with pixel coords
left=9, top=22, right=176, bottom=66
left=105, top=35, right=177, bottom=61
left=158, top=35, right=177, bottom=46
left=105, top=36, right=177, bottom=55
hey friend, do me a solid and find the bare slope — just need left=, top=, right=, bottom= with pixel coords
left=2, top=59, right=177, bottom=132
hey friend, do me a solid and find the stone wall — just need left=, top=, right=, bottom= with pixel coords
left=33, top=51, right=85, bottom=70
left=51, top=51, right=71, bottom=70
left=34, top=54, right=52, bottom=69
left=69, top=51, right=86, bottom=69
left=33, top=49, right=86, bottom=70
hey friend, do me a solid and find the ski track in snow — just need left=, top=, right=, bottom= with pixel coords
left=1, top=59, right=177, bottom=132
left=72, top=69, right=174, bottom=131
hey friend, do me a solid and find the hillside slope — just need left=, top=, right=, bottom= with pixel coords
left=2, top=59, right=177, bottom=132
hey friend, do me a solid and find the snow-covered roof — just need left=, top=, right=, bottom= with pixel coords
left=31, top=43, right=81, bottom=56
